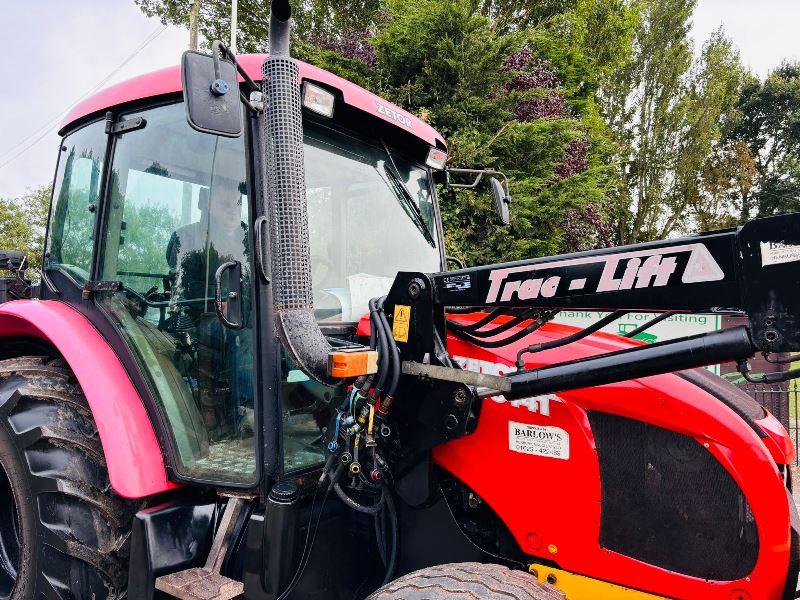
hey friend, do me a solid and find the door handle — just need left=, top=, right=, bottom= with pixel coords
left=254, top=215, right=270, bottom=282
left=214, top=260, right=244, bottom=329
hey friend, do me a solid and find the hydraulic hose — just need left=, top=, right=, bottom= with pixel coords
left=370, top=298, right=390, bottom=395
left=448, top=309, right=537, bottom=338
left=516, top=310, right=626, bottom=367
left=447, top=307, right=507, bottom=332
left=453, top=311, right=556, bottom=349
left=378, top=297, right=401, bottom=399
left=333, top=482, right=385, bottom=515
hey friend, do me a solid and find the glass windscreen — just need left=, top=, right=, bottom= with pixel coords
left=306, top=125, right=442, bottom=322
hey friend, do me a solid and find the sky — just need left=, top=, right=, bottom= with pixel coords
left=0, top=0, right=799, bottom=201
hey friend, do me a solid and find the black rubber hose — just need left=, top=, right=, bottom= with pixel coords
left=370, top=298, right=390, bottom=394
left=381, top=485, right=399, bottom=586
left=333, top=482, right=385, bottom=515
left=374, top=513, right=387, bottom=566
left=446, top=307, right=507, bottom=332
left=516, top=310, right=627, bottom=367
left=443, top=306, right=483, bottom=314
left=623, top=311, right=677, bottom=338
left=377, top=297, right=401, bottom=398
left=447, top=308, right=537, bottom=339
left=369, top=306, right=378, bottom=349
left=451, top=313, right=554, bottom=349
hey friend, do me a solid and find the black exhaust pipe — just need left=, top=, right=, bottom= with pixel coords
left=263, top=0, right=335, bottom=384
left=504, top=326, right=755, bottom=399
left=268, top=0, right=291, bottom=57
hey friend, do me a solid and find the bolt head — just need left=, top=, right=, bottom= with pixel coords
left=210, top=78, right=229, bottom=96
left=408, top=278, right=426, bottom=299
left=453, top=387, right=469, bottom=407
left=443, top=414, right=459, bottom=432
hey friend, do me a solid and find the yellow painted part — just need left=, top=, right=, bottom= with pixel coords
left=529, top=564, right=666, bottom=600
left=393, top=304, right=411, bottom=342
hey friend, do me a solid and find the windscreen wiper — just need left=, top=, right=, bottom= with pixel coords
left=379, top=150, right=437, bottom=247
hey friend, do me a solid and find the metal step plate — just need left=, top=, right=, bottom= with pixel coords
left=155, top=567, right=244, bottom=600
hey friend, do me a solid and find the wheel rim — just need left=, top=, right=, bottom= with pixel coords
left=0, top=461, right=20, bottom=599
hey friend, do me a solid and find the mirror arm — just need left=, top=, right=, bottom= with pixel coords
left=211, top=40, right=261, bottom=93
left=446, top=167, right=510, bottom=192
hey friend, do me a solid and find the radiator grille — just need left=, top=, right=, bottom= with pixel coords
left=588, top=410, right=759, bottom=581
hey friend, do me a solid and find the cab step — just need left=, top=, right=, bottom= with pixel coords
left=154, top=567, right=243, bottom=600
left=155, top=495, right=250, bottom=600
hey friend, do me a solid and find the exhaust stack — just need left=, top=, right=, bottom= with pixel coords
left=263, top=0, right=334, bottom=383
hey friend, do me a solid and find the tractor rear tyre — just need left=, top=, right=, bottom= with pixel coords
left=367, top=562, right=565, bottom=600
left=0, top=356, right=136, bottom=599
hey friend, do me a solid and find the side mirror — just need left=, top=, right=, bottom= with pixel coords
left=490, top=176, right=511, bottom=225
left=181, top=48, right=242, bottom=137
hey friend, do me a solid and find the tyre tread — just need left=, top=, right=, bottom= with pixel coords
left=368, top=562, right=564, bottom=600
left=0, top=356, right=135, bottom=599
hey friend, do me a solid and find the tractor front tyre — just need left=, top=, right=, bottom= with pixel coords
left=367, top=562, right=565, bottom=600
left=0, top=356, right=136, bottom=599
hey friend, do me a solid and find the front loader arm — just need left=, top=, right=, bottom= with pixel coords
left=380, top=212, right=800, bottom=447
left=431, top=212, right=800, bottom=355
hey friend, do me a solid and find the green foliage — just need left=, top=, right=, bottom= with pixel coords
left=0, top=186, right=51, bottom=270
left=602, top=0, right=746, bottom=242
left=722, top=62, right=800, bottom=220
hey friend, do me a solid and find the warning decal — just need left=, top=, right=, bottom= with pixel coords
left=393, top=305, right=411, bottom=343
left=509, top=421, right=569, bottom=460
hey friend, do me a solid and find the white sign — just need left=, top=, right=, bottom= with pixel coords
left=552, top=310, right=722, bottom=374
left=509, top=421, right=569, bottom=459
left=760, top=241, right=800, bottom=267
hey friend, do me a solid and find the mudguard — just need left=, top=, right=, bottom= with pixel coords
left=0, top=299, right=175, bottom=498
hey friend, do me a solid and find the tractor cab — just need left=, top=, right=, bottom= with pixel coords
left=41, top=52, right=447, bottom=487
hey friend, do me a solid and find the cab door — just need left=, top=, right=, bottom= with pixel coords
left=95, top=100, right=258, bottom=485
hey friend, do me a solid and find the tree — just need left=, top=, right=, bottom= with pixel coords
left=603, top=0, right=744, bottom=243
left=722, top=62, right=800, bottom=221
left=0, top=185, right=51, bottom=270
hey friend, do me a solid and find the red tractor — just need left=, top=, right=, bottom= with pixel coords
left=0, top=2, right=799, bottom=598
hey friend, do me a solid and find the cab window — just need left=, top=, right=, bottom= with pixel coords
left=45, top=120, right=106, bottom=282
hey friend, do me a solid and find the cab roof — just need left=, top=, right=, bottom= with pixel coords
left=60, top=54, right=445, bottom=148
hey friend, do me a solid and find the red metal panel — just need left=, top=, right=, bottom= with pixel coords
left=432, top=314, right=792, bottom=599
left=0, top=300, right=176, bottom=499
left=59, top=54, right=446, bottom=148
